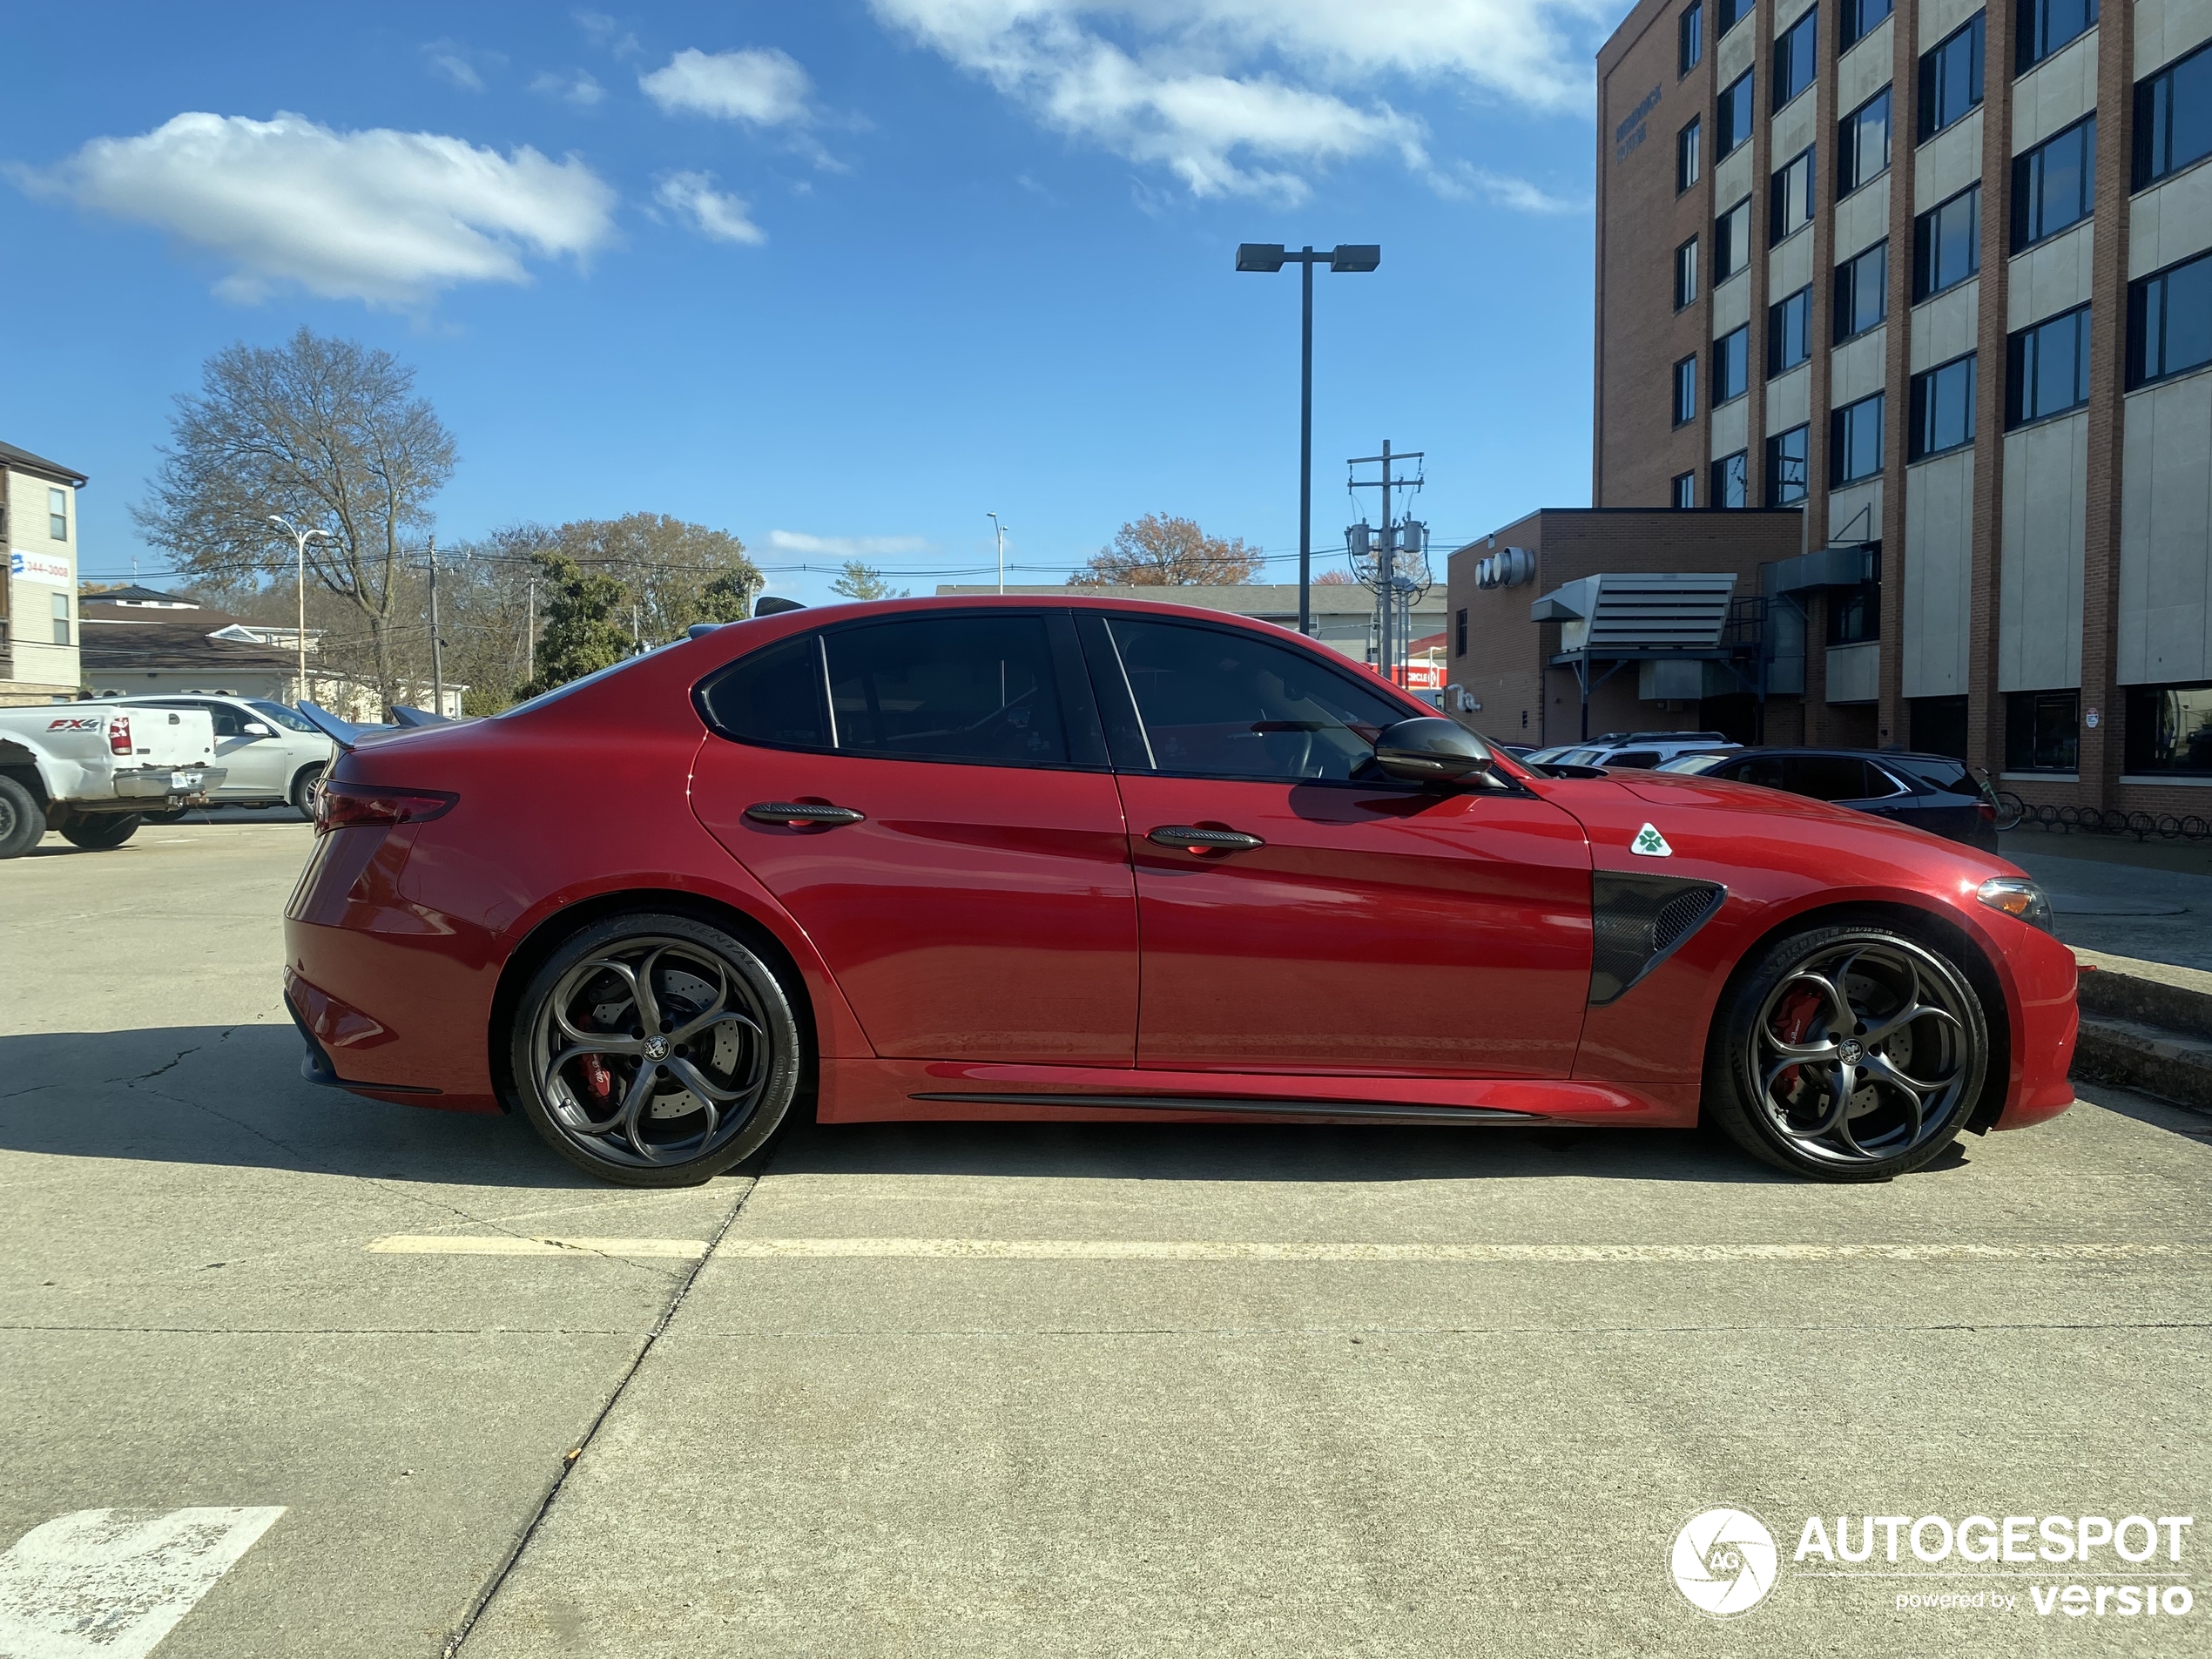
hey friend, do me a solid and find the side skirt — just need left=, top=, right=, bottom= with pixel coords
left=911, top=1093, right=1534, bottom=1126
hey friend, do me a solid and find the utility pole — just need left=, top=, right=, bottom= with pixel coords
left=524, top=576, right=536, bottom=686
left=428, top=535, right=444, bottom=716
left=1346, top=441, right=1425, bottom=689
left=988, top=512, right=1008, bottom=595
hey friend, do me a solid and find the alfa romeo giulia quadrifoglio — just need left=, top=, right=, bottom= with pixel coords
left=284, top=597, right=2077, bottom=1186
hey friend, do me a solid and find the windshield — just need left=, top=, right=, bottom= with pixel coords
left=248, top=699, right=319, bottom=733
left=1657, top=752, right=1733, bottom=774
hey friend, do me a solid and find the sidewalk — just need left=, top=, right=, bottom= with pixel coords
left=1999, top=836, right=2212, bottom=973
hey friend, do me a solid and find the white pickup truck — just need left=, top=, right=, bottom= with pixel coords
left=0, top=703, right=226, bottom=857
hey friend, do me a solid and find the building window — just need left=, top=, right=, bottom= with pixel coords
left=1673, top=354, right=1700, bottom=424
left=51, top=592, right=71, bottom=646
left=2128, top=249, right=2212, bottom=388
left=1918, top=13, right=1985, bottom=141
left=1841, top=0, right=1893, bottom=51
left=1713, top=325, right=1750, bottom=403
left=1775, top=7, right=1819, bottom=107
left=1675, top=236, right=1701, bottom=308
left=48, top=487, right=69, bottom=543
left=1711, top=450, right=1749, bottom=507
left=1769, top=285, right=1812, bottom=373
left=1837, top=87, right=1892, bottom=194
left=1912, top=183, right=1980, bottom=300
left=2006, top=689, right=2079, bottom=772
left=1770, top=145, right=1817, bottom=241
left=1454, top=608, right=1468, bottom=657
left=1910, top=694, right=1969, bottom=759
left=1717, top=71, right=1756, bottom=159
left=2124, top=681, right=2212, bottom=776
left=1834, top=239, right=1889, bottom=340
left=1714, top=196, right=1753, bottom=280
left=2017, top=0, right=2096, bottom=74
left=1765, top=424, right=1811, bottom=503
left=2012, top=117, right=2095, bottom=250
left=1681, top=1, right=1705, bottom=73
left=1909, top=352, right=1977, bottom=458
left=2134, top=41, right=2212, bottom=190
left=1827, top=570, right=1881, bottom=643
left=1678, top=117, right=1703, bottom=190
left=2006, top=304, right=2091, bottom=425
left=1672, top=470, right=1698, bottom=508
left=1718, top=0, right=1756, bottom=37
left=1831, top=392, right=1885, bottom=483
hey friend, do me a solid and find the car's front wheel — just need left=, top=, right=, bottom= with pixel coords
left=59, top=813, right=144, bottom=851
left=289, top=765, right=323, bottom=820
left=1703, top=924, right=1988, bottom=1181
left=509, top=913, right=803, bottom=1186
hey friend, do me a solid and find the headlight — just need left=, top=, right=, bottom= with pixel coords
left=1977, top=876, right=2053, bottom=933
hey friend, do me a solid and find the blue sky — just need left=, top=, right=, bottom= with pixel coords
left=1, top=1, right=1621, bottom=605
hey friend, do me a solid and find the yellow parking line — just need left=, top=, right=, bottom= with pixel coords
left=366, top=1235, right=707, bottom=1258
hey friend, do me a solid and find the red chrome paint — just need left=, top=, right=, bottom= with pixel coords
left=280, top=593, right=2077, bottom=1145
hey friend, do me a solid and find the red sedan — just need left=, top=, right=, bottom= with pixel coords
left=285, top=596, right=2077, bottom=1186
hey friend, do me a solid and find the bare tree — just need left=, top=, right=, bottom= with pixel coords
left=134, top=327, right=455, bottom=715
left=1069, top=514, right=1261, bottom=585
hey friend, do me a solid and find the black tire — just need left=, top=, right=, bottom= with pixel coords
left=289, top=765, right=324, bottom=820
left=141, top=806, right=192, bottom=826
left=59, top=813, right=143, bottom=851
left=0, top=776, right=44, bottom=859
left=1703, top=924, right=1988, bottom=1182
left=509, top=912, right=803, bottom=1187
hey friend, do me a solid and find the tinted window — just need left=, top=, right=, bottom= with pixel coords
left=2006, top=304, right=2092, bottom=425
left=1766, top=423, right=1811, bottom=503
left=1681, top=1, right=1704, bottom=72
left=1831, top=393, right=1885, bottom=484
left=2018, top=0, right=2095, bottom=73
left=1735, top=757, right=1789, bottom=789
left=1678, top=118, right=1703, bottom=190
left=1910, top=353, right=1977, bottom=458
left=2012, top=117, right=2095, bottom=250
left=1719, top=0, right=1755, bottom=36
left=1718, top=71, right=1756, bottom=158
left=699, top=634, right=829, bottom=748
left=1714, top=325, right=1750, bottom=402
left=1712, top=449, right=1750, bottom=507
left=247, top=699, right=318, bottom=732
left=1835, top=240, right=1888, bottom=341
left=2124, top=682, right=2212, bottom=775
left=2134, top=39, right=2212, bottom=188
left=2128, top=250, right=2212, bottom=388
left=1787, top=755, right=1876, bottom=799
left=1919, top=13, right=1985, bottom=140
left=2006, top=689, right=2079, bottom=771
left=1770, top=145, right=1817, bottom=241
left=1676, top=236, right=1700, bottom=308
left=1674, top=354, right=1699, bottom=424
left=1715, top=197, right=1754, bottom=280
left=826, top=614, right=1068, bottom=765
left=1842, top=0, right=1893, bottom=50
left=1775, top=8, right=1818, bottom=107
left=1838, top=88, right=1892, bottom=194
left=1106, top=617, right=1404, bottom=782
left=205, top=704, right=243, bottom=738
left=1914, top=185, right=1981, bottom=300
left=1770, top=286, right=1811, bottom=374
left=1608, top=750, right=1664, bottom=768
left=1890, top=755, right=1979, bottom=794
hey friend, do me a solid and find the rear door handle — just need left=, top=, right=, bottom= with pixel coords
left=745, top=801, right=866, bottom=826
left=1147, top=825, right=1264, bottom=853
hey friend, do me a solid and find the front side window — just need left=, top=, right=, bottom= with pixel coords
left=1835, top=239, right=1889, bottom=340
left=1672, top=469, right=1698, bottom=507
left=1681, top=0, right=1705, bottom=73
left=2128, top=249, right=2212, bottom=388
left=1913, top=184, right=1981, bottom=300
left=1919, top=12, right=1986, bottom=141
left=51, top=592, right=71, bottom=646
left=2013, top=116, right=2095, bottom=249
left=1715, top=196, right=1754, bottom=280
left=1831, top=392, right=1885, bottom=483
left=1788, top=754, right=1881, bottom=799
left=826, top=614, right=1069, bottom=765
left=2134, top=41, right=2212, bottom=189
left=1717, top=71, right=1756, bottom=158
left=1770, top=145, right=1817, bottom=241
left=247, top=699, right=319, bottom=732
left=1676, top=235, right=1701, bottom=308
left=2124, top=681, right=2212, bottom=775
left=1910, top=352, right=1978, bottom=458
left=1766, top=423, right=1811, bottom=502
left=1106, top=617, right=1406, bottom=783
left=1842, top=0, right=1893, bottom=50
left=1714, top=326, right=1750, bottom=403
left=1838, top=87, right=1892, bottom=194
left=1712, top=449, right=1750, bottom=507
left=48, top=487, right=68, bottom=543
left=1770, top=285, right=1812, bottom=373
left=1678, top=117, right=1703, bottom=190
left=2017, top=0, right=2096, bottom=74
left=1719, top=0, right=1757, bottom=36
left=1673, top=354, right=1700, bottom=424
left=2006, top=688, right=2079, bottom=771
left=1775, top=7, right=1819, bottom=107
left=2006, top=304, right=2092, bottom=425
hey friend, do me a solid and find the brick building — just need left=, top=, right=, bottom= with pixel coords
left=1595, top=0, right=2212, bottom=812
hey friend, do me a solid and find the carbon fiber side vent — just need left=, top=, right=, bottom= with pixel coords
left=1588, top=873, right=1727, bottom=1005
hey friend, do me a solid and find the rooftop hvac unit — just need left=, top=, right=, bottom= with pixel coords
left=1475, top=546, right=1534, bottom=590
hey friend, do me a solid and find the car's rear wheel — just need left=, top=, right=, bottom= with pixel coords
left=59, top=813, right=143, bottom=851
left=1703, top=925, right=1987, bottom=1181
left=510, top=913, right=802, bottom=1187
left=0, top=776, right=45, bottom=859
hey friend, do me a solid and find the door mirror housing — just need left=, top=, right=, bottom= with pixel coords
left=241, top=721, right=272, bottom=738
left=1371, top=717, right=1495, bottom=785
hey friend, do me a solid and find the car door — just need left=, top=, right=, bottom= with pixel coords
left=1085, top=611, right=1593, bottom=1079
left=157, top=700, right=279, bottom=799
left=689, top=610, right=1139, bottom=1066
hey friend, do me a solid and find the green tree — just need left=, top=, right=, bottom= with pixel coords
left=695, top=568, right=757, bottom=624
left=549, top=514, right=760, bottom=642
left=519, top=551, right=630, bottom=698
left=1069, top=514, right=1261, bottom=585
left=830, top=560, right=907, bottom=600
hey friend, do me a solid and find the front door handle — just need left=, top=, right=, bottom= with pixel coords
left=745, top=801, right=866, bottom=827
left=1147, top=825, right=1264, bottom=853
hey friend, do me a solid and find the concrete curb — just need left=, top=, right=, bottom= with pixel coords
left=2071, top=948, right=2212, bottom=1112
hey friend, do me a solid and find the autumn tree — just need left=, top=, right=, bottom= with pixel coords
left=1069, top=514, right=1261, bottom=585
left=1313, top=569, right=1358, bottom=585
left=519, top=551, right=631, bottom=698
left=830, top=560, right=907, bottom=600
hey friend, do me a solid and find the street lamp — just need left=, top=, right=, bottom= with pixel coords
left=267, top=516, right=332, bottom=704
left=1234, top=242, right=1380, bottom=637
left=988, top=511, right=1008, bottom=595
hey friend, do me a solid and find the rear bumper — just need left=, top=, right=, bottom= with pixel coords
left=111, top=765, right=226, bottom=802
left=283, top=931, right=502, bottom=1114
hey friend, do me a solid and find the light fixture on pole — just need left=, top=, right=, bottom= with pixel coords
left=1233, top=241, right=1380, bottom=638
left=988, top=512, right=1008, bottom=595
left=267, top=515, right=332, bottom=703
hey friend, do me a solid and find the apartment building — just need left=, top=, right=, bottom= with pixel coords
left=0, top=441, right=87, bottom=704
left=1595, top=0, right=2212, bottom=813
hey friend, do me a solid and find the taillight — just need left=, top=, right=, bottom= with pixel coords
left=108, top=716, right=132, bottom=756
left=314, top=781, right=457, bottom=835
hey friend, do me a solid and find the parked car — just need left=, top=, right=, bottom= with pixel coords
left=116, top=696, right=334, bottom=818
left=1655, top=748, right=2000, bottom=852
left=0, top=701, right=223, bottom=856
left=1545, top=732, right=1742, bottom=770
left=285, top=596, right=2074, bottom=1189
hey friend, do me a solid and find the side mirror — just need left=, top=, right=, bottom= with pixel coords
left=1372, top=717, right=1495, bottom=785
left=241, top=722, right=272, bottom=738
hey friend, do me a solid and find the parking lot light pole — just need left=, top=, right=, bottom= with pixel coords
left=267, top=516, right=332, bottom=704
left=1234, top=242, right=1379, bottom=638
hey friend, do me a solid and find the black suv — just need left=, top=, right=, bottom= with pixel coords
left=1655, top=748, right=2000, bottom=851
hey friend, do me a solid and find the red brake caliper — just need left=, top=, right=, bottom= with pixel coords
left=1771, top=988, right=1823, bottom=1102
left=580, top=1054, right=613, bottom=1103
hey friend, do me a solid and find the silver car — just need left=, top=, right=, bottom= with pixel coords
left=118, top=696, right=334, bottom=817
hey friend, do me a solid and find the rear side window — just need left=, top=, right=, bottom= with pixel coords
left=1889, top=757, right=1980, bottom=796
left=698, top=635, right=829, bottom=748
left=1608, top=750, right=1663, bottom=768
left=825, top=614, right=1069, bottom=766
left=1785, top=755, right=1877, bottom=799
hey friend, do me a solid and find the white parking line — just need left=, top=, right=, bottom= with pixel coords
left=366, top=1235, right=707, bottom=1258
left=706, top=1238, right=2207, bottom=1264
left=0, top=1507, right=283, bottom=1659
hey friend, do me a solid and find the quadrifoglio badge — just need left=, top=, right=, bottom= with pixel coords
left=1669, top=1508, right=2197, bottom=1622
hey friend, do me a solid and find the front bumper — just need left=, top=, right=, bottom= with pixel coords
left=111, top=765, right=226, bottom=804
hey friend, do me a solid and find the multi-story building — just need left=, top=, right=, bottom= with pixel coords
left=1, top=441, right=88, bottom=704
left=1596, top=0, right=2212, bottom=810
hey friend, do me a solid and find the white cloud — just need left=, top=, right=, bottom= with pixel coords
left=576, top=10, right=644, bottom=59
left=422, top=38, right=494, bottom=91
left=768, top=531, right=930, bottom=556
left=869, top=0, right=1598, bottom=204
left=17, top=112, right=618, bottom=306
left=641, top=47, right=813, bottom=125
left=653, top=171, right=765, bottom=244
left=531, top=69, right=607, bottom=106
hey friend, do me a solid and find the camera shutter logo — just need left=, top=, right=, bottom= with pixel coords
left=1670, top=1507, right=1779, bottom=1615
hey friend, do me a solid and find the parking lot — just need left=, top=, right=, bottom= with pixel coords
left=3, top=818, right=2209, bottom=1656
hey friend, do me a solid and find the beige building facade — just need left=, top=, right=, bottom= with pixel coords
left=1, top=442, right=87, bottom=704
